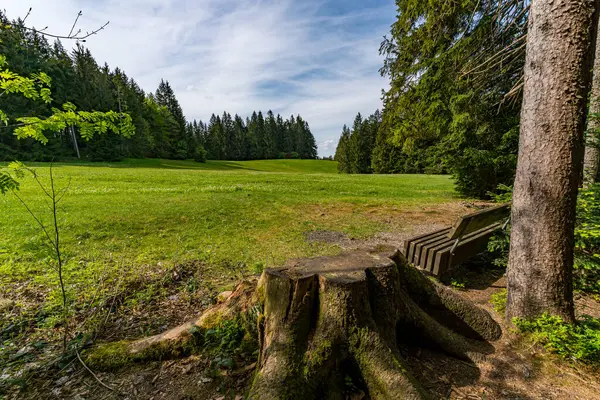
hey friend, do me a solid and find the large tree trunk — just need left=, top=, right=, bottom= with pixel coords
left=507, top=0, right=599, bottom=322
left=250, top=250, right=500, bottom=399
left=584, top=18, right=600, bottom=187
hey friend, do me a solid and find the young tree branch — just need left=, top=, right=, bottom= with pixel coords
left=5, top=8, right=109, bottom=42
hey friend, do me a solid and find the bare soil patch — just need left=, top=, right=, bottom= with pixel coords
left=303, top=200, right=494, bottom=251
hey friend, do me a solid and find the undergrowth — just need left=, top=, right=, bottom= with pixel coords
left=514, top=314, right=600, bottom=365
left=487, top=183, right=600, bottom=294
left=573, top=185, right=600, bottom=293
left=490, top=289, right=507, bottom=314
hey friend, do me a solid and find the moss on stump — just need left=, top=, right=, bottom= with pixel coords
left=249, top=249, right=501, bottom=400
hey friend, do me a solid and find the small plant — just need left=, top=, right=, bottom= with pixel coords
left=250, top=262, right=265, bottom=275
left=573, top=184, right=600, bottom=293
left=514, top=313, right=600, bottom=364
left=195, top=307, right=260, bottom=362
left=201, top=319, right=246, bottom=354
left=487, top=184, right=513, bottom=203
left=194, top=145, right=207, bottom=163
left=450, top=278, right=467, bottom=290
left=7, top=162, right=72, bottom=353
left=490, top=289, right=507, bottom=314
left=487, top=183, right=600, bottom=294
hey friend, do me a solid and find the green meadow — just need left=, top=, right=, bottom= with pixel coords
left=1, top=159, right=458, bottom=307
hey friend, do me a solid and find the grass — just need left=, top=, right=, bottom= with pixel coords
left=0, top=158, right=458, bottom=313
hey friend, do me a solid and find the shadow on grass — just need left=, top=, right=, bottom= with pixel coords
left=4, top=159, right=262, bottom=172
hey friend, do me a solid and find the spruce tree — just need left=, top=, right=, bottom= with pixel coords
left=335, top=125, right=352, bottom=173
left=247, top=112, right=260, bottom=160
left=155, top=79, right=189, bottom=159
left=221, top=112, right=235, bottom=160
left=265, top=111, right=278, bottom=159
left=233, top=114, right=247, bottom=160
left=0, top=11, right=321, bottom=163
left=275, top=114, right=286, bottom=156
left=379, top=0, right=525, bottom=197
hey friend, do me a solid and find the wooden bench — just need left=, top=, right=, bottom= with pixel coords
left=401, top=204, right=510, bottom=277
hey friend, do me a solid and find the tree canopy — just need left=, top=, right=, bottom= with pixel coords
left=0, top=11, right=318, bottom=163
left=335, top=0, right=528, bottom=198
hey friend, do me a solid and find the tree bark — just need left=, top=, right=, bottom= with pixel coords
left=584, top=17, right=600, bottom=186
left=250, top=250, right=500, bottom=399
left=507, top=0, right=599, bottom=322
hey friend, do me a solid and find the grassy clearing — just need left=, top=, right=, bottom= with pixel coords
left=0, top=159, right=457, bottom=315
left=51, top=158, right=341, bottom=173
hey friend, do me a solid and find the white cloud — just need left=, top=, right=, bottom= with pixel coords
left=2, top=0, right=394, bottom=156
left=320, top=139, right=337, bottom=154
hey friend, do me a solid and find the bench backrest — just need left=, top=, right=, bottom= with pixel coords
left=447, top=203, right=510, bottom=240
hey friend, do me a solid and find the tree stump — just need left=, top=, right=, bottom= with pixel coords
left=250, top=249, right=501, bottom=399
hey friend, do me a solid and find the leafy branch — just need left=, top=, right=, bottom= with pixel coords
left=0, top=53, right=135, bottom=170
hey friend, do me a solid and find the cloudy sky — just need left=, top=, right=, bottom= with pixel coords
left=3, top=0, right=395, bottom=156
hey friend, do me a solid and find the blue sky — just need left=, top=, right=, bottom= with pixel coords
left=3, top=0, right=396, bottom=156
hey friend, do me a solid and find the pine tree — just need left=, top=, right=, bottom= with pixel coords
left=379, top=0, right=525, bottom=197
left=347, top=113, right=363, bottom=173
left=233, top=114, right=247, bottom=160
left=372, top=123, right=403, bottom=174
left=0, top=11, right=320, bottom=163
left=155, top=79, right=189, bottom=159
left=302, top=119, right=318, bottom=159
left=507, top=0, right=597, bottom=322
left=335, top=125, right=352, bottom=173
left=256, top=112, right=267, bottom=159
left=265, top=110, right=278, bottom=159
left=247, top=112, right=260, bottom=160
left=275, top=114, right=286, bottom=156
left=222, top=112, right=235, bottom=160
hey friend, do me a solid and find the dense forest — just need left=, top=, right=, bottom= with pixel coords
left=189, top=112, right=317, bottom=161
left=335, top=0, right=528, bottom=198
left=0, top=12, right=317, bottom=162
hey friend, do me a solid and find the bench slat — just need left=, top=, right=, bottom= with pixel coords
left=406, top=228, right=450, bottom=261
left=412, top=230, right=452, bottom=266
left=424, top=223, right=502, bottom=273
left=417, top=235, right=454, bottom=271
left=432, top=223, right=502, bottom=275
left=400, top=204, right=510, bottom=276
left=447, top=204, right=509, bottom=240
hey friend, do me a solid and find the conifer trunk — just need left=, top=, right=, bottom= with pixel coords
left=507, top=0, right=599, bottom=322
left=584, top=16, right=600, bottom=186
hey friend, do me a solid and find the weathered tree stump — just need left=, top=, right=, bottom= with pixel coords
left=250, top=249, right=501, bottom=399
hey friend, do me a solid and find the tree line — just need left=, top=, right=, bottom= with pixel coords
left=0, top=12, right=317, bottom=162
left=334, top=111, right=380, bottom=174
left=334, top=0, right=526, bottom=199
left=188, top=111, right=317, bottom=161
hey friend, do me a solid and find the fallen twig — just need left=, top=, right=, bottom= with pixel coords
left=76, top=350, right=118, bottom=393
